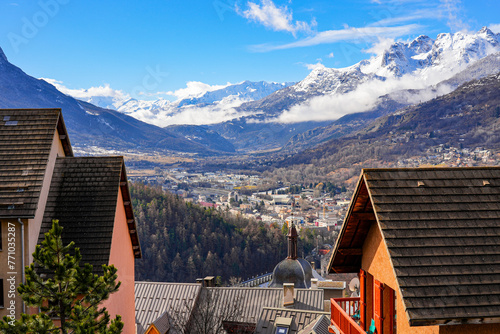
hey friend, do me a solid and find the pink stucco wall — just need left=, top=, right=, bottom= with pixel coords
left=101, top=186, right=136, bottom=334
left=29, top=129, right=66, bottom=263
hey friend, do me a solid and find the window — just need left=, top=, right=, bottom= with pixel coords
left=276, top=327, right=289, bottom=334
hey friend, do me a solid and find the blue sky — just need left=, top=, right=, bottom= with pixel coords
left=0, top=0, right=499, bottom=100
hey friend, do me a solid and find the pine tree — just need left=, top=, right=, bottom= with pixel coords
left=0, top=220, right=123, bottom=334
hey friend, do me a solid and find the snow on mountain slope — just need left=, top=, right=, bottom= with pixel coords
left=177, top=80, right=294, bottom=106
left=43, top=27, right=500, bottom=132
left=53, top=79, right=294, bottom=127
left=269, top=27, right=500, bottom=123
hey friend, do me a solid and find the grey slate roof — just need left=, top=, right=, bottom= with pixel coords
left=39, top=156, right=141, bottom=275
left=0, top=109, right=72, bottom=218
left=297, top=315, right=330, bottom=334
left=206, top=287, right=324, bottom=325
left=135, top=282, right=202, bottom=334
left=254, top=308, right=330, bottom=334
left=150, top=311, right=170, bottom=334
left=329, top=167, right=500, bottom=326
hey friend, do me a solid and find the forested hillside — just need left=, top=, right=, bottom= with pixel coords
left=131, top=183, right=332, bottom=283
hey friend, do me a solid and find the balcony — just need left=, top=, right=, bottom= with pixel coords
left=329, top=297, right=366, bottom=334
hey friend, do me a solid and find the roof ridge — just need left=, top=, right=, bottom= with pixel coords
left=363, top=166, right=500, bottom=172
left=260, top=307, right=329, bottom=314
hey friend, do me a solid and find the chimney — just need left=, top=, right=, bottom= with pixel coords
left=311, top=278, right=319, bottom=289
left=283, top=283, right=295, bottom=307
left=204, top=276, right=215, bottom=287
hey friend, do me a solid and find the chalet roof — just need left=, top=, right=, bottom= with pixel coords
left=150, top=312, right=170, bottom=334
left=135, top=282, right=202, bottom=334
left=39, top=157, right=141, bottom=275
left=0, top=109, right=72, bottom=218
left=254, top=307, right=330, bottom=334
left=205, top=287, right=324, bottom=325
left=298, top=314, right=330, bottom=334
left=328, top=167, right=500, bottom=326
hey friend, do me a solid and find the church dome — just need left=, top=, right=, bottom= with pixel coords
left=269, top=223, right=312, bottom=289
left=269, top=258, right=312, bottom=288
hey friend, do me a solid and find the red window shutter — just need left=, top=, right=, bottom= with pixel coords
left=374, top=279, right=384, bottom=334
left=359, top=269, right=367, bottom=330
left=388, top=287, right=396, bottom=334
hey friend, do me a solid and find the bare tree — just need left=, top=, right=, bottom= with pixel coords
left=169, top=288, right=244, bottom=334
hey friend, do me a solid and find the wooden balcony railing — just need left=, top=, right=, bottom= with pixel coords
left=329, top=297, right=366, bottom=334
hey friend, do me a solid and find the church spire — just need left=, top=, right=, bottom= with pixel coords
left=287, top=223, right=298, bottom=260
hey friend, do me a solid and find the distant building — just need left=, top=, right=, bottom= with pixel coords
left=269, top=224, right=313, bottom=289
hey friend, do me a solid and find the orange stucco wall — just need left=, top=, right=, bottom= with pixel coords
left=101, top=187, right=136, bottom=334
left=361, top=222, right=500, bottom=334
left=145, top=324, right=160, bottom=334
left=361, top=222, right=439, bottom=334
left=439, top=323, right=500, bottom=333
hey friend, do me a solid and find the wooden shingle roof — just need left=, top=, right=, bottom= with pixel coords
left=329, top=167, right=500, bottom=326
left=39, top=156, right=141, bottom=275
left=0, top=109, right=72, bottom=218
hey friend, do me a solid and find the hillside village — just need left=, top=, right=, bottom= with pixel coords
left=129, top=168, right=351, bottom=232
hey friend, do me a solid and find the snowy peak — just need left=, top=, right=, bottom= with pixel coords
left=177, top=80, right=294, bottom=106
left=409, top=35, right=433, bottom=53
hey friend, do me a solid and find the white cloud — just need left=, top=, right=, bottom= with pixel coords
left=439, top=0, right=468, bottom=32
left=327, top=52, right=334, bottom=58
left=128, top=95, right=256, bottom=127
left=489, top=23, right=500, bottom=34
left=239, top=0, right=315, bottom=36
left=166, top=81, right=231, bottom=100
left=250, top=24, right=421, bottom=51
left=363, top=37, right=395, bottom=56
left=304, top=62, right=325, bottom=71
left=271, top=69, right=457, bottom=124
left=42, top=78, right=129, bottom=101
left=369, top=8, right=443, bottom=27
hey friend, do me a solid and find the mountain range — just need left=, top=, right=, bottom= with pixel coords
left=0, top=27, right=499, bottom=157
left=0, top=47, right=235, bottom=155
left=207, top=27, right=500, bottom=151
left=277, top=71, right=500, bottom=173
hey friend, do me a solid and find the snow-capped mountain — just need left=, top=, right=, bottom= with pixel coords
left=63, top=80, right=294, bottom=127
left=251, top=27, right=500, bottom=121
left=0, top=46, right=231, bottom=155
left=177, top=80, right=294, bottom=106
left=208, top=27, right=500, bottom=151
left=5, top=27, right=499, bottom=155
left=360, top=26, right=499, bottom=78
